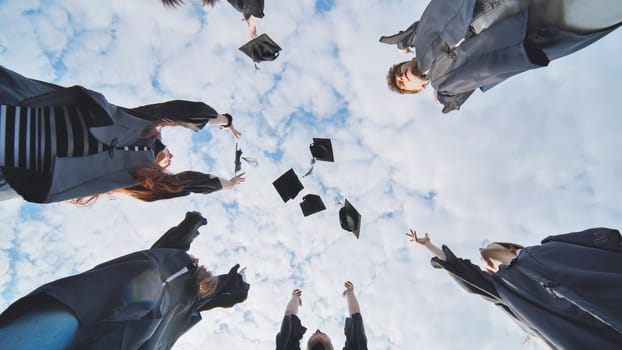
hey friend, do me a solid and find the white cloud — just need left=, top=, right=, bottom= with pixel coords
left=1, top=0, right=621, bottom=348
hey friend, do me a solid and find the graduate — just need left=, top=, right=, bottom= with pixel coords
left=382, top=0, right=622, bottom=113
left=0, top=66, right=245, bottom=204
left=0, top=211, right=250, bottom=350
left=407, top=227, right=622, bottom=349
left=276, top=282, right=368, bottom=350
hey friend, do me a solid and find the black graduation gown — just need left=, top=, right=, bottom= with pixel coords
left=227, top=0, right=264, bottom=20
left=432, top=228, right=622, bottom=349
left=0, top=212, right=250, bottom=350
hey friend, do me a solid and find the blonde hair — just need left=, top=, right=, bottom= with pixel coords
left=195, top=268, right=219, bottom=299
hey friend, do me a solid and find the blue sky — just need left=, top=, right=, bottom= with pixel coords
left=1, top=1, right=622, bottom=349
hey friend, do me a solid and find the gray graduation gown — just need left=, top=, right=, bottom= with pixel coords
left=381, top=0, right=622, bottom=113
left=432, top=228, right=622, bottom=349
left=0, top=66, right=220, bottom=203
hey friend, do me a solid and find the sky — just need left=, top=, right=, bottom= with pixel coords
left=1, top=0, right=621, bottom=349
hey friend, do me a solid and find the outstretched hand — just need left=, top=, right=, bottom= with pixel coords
left=292, top=289, right=302, bottom=306
left=342, top=281, right=355, bottom=296
left=238, top=266, right=247, bottom=282
left=406, top=229, right=431, bottom=246
left=225, top=124, right=242, bottom=139
left=222, top=172, right=246, bottom=190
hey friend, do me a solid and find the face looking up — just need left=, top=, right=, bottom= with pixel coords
left=394, top=60, right=429, bottom=93
left=479, top=243, right=520, bottom=274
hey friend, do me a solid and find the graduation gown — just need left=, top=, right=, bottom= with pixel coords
left=0, top=212, right=250, bottom=350
left=227, top=0, right=264, bottom=20
left=381, top=0, right=622, bottom=113
left=0, top=66, right=221, bottom=203
left=431, top=228, right=622, bottom=349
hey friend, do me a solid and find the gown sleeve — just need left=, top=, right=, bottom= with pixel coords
left=342, top=312, right=368, bottom=350
left=436, top=90, right=475, bottom=114
left=150, top=211, right=207, bottom=250
left=431, top=245, right=501, bottom=303
left=275, top=314, right=307, bottom=350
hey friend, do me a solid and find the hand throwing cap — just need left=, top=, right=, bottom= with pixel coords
left=300, top=194, right=326, bottom=217
left=239, top=33, right=281, bottom=63
left=309, top=138, right=334, bottom=162
left=339, top=199, right=361, bottom=238
left=273, top=169, right=304, bottom=202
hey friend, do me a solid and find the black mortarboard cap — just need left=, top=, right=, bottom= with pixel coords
left=239, top=33, right=281, bottom=63
left=299, top=194, right=326, bottom=217
left=234, top=143, right=243, bottom=174
left=339, top=199, right=361, bottom=238
left=273, top=169, right=304, bottom=202
left=309, top=138, right=334, bottom=162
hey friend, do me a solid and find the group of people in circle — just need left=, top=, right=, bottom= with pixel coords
left=1, top=0, right=622, bottom=349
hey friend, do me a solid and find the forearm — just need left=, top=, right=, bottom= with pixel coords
left=284, top=296, right=301, bottom=316
left=345, top=292, right=361, bottom=316
left=207, top=114, right=230, bottom=127
left=425, top=242, right=447, bottom=261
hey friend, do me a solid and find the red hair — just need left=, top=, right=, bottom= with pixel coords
left=71, top=122, right=184, bottom=206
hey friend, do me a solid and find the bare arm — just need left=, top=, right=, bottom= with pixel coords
left=218, top=172, right=246, bottom=190
left=406, top=229, right=447, bottom=260
left=207, top=113, right=242, bottom=139
left=285, top=289, right=303, bottom=316
left=245, top=16, right=258, bottom=39
left=342, top=281, right=361, bottom=316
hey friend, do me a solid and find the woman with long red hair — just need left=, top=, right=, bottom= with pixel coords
left=0, top=65, right=245, bottom=204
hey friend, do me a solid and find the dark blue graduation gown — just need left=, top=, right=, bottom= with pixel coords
left=0, top=212, right=250, bottom=350
left=432, top=228, right=622, bottom=349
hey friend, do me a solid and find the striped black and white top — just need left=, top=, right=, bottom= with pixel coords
left=0, top=104, right=153, bottom=173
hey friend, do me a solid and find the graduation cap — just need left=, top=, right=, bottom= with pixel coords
left=239, top=33, right=281, bottom=64
left=234, top=143, right=259, bottom=175
left=304, top=138, right=334, bottom=177
left=235, top=144, right=243, bottom=174
left=273, top=169, right=304, bottom=203
left=339, top=199, right=361, bottom=238
left=300, top=194, right=326, bottom=217
left=310, top=138, right=334, bottom=162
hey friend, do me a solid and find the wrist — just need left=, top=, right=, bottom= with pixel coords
left=220, top=113, right=233, bottom=128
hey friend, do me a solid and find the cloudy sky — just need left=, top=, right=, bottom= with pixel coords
left=1, top=0, right=621, bottom=349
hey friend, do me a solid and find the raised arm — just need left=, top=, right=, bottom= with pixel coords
left=127, top=101, right=241, bottom=139
left=342, top=281, right=361, bottom=316
left=285, top=289, right=303, bottom=316
left=150, top=211, right=207, bottom=250
left=406, top=229, right=447, bottom=260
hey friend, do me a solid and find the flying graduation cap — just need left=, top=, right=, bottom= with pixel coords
left=339, top=199, right=361, bottom=238
left=239, top=33, right=282, bottom=64
left=300, top=194, right=326, bottom=217
left=310, top=138, right=334, bottom=162
left=303, top=138, right=334, bottom=177
left=234, top=143, right=259, bottom=175
left=273, top=168, right=304, bottom=203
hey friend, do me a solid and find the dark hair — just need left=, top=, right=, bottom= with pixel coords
left=311, top=345, right=325, bottom=350
left=386, top=59, right=422, bottom=95
left=161, top=0, right=219, bottom=7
